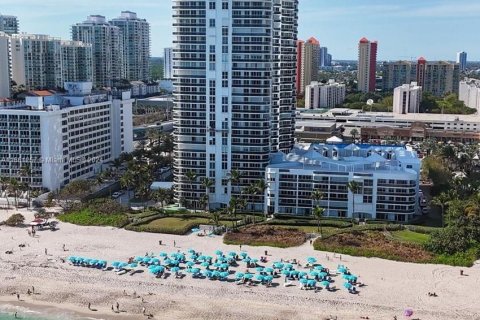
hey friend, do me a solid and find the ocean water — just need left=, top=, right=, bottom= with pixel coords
left=0, top=307, right=99, bottom=320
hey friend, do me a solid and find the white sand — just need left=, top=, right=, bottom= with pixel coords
left=0, top=208, right=479, bottom=320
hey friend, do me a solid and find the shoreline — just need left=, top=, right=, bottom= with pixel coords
left=0, top=296, right=141, bottom=320
left=0, top=209, right=479, bottom=319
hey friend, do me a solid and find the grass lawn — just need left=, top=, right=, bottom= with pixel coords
left=391, top=230, right=430, bottom=245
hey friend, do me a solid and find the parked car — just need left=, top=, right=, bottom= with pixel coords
left=112, top=192, right=123, bottom=199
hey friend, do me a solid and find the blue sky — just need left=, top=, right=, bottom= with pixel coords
left=1, top=0, right=477, bottom=60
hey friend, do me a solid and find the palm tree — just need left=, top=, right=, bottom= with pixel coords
left=8, top=178, right=20, bottom=208
left=243, top=184, right=257, bottom=212
left=112, top=158, right=122, bottom=178
left=20, top=164, right=32, bottom=208
left=313, top=206, right=325, bottom=236
left=228, top=169, right=242, bottom=195
left=254, top=179, right=267, bottom=214
left=431, top=191, right=455, bottom=228
left=120, top=172, right=135, bottom=199
left=350, top=128, right=359, bottom=141
left=311, top=189, right=324, bottom=214
left=152, top=188, right=167, bottom=208
left=347, top=180, right=361, bottom=222
left=201, top=177, right=214, bottom=212
left=185, top=171, right=198, bottom=213
left=0, top=176, right=11, bottom=209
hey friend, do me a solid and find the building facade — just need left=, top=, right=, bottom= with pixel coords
left=173, top=0, right=298, bottom=210
left=163, top=47, right=173, bottom=79
left=383, top=58, right=460, bottom=96
left=357, top=37, right=377, bottom=93
left=72, top=15, right=123, bottom=88
left=110, top=11, right=150, bottom=81
left=0, top=14, right=18, bottom=35
left=393, top=82, right=422, bottom=115
left=319, top=47, right=331, bottom=67
left=10, top=34, right=63, bottom=90
left=382, top=61, right=416, bottom=91
left=60, top=40, right=93, bottom=83
left=457, top=51, right=467, bottom=71
left=459, top=78, right=480, bottom=112
left=266, top=143, right=421, bottom=221
left=297, top=37, right=319, bottom=95
left=0, top=82, right=133, bottom=191
left=0, top=32, right=11, bottom=97
left=305, top=80, right=346, bottom=109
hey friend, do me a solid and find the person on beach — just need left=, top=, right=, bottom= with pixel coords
left=14, top=312, right=18, bottom=319
left=174, top=240, right=176, bottom=247
left=32, top=286, right=35, bottom=294
left=16, top=293, right=20, bottom=300
left=27, top=289, right=31, bottom=295
left=142, top=307, right=146, bottom=315
left=88, top=302, right=91, bottom=310
left=116, top=302, right=120, bottom=311
left=239, top=245, right=242, bottom=251
left=62, top=244, right=66, bottom=251
left=159, top=240, right=162, bottom=245
left=44, top=248, right=47, bottom=255
left=111, top=305, right=114, bottom=312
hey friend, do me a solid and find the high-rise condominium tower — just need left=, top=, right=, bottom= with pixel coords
left=72, top=15, right=122, bottom=87
left=173, top=0, right=298, bottom=211
left=0, top=32, right=11, bottom=97
left=163, top=47, right=173, bottom=79
left=0, top=14, right=19, bottom=35
left=357, top=37, right=377, bottom=93
left=110, top=11, right=151, bottom=81
left=457, top=51, right=467, bottom=71
left=10, top=34, right=63, bottom=89
left=61, top=41, right=93, bottom=83
left=296, top=37, right=320, bottom=95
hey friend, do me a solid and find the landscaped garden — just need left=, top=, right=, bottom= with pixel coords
left=128, top=216, right=236, bottom=235
left=224, top=225, right=307, bottom=248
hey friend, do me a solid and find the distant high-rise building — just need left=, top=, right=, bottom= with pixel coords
left=60, top=41, right=93, bottom=83
left=319, top=47, right=331, bottom=67
left=10, top=34, right=63, bottom=89
left=382, top=61, right=416, bottom=91
left=297, top=37, right=320, bottom=95
left=383, top=58, right=459, bottom=96
left=459, top=78, right=480, bottom=112
left=457, top=51, right=467, bottom=71
left=0, top=14, right=19, bottom=35
left=0, top=32, right=11, bottom=97
left=357, top=37, right=377, bottom=93
left=163, top=47, right=173, bottom=79
left=110, top=11, right=151, bottom=81
left=72, top=15, right=123, bottom=87
left=393, top=82, right=422, bottom=115
left=173, top=0, right=298, bottom=211
left=305, top=80, right=346, bottom=109
left=417, top=58, right=459, bottom=96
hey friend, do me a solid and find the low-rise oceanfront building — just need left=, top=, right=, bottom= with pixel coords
left=0, top=82, right=133, bottom=191
left=266, top=143, right=421, bottom=222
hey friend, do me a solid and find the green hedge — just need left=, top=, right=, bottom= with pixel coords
left=405, top=225, right=439, bottom=234
left=58, top=209, right=129, bottom=228
left=127, top=223, right=196, bottom=235
left=266, top=218, right=352, bottom=228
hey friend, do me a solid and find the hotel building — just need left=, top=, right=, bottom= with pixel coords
left=0, top=82, right=133, bottom=191
left=266, top=143, right=421, bottom=221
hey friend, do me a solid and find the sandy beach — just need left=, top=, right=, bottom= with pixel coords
left=0, top=209, right=479, bottom=320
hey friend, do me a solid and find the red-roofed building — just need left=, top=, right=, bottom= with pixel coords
left=296, top=37, right=320, bottom=97
left=358, top=37, right=378, bottom=93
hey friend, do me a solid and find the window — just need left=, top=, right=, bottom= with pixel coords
left=209, top=1, right=215, bottom=9
left=209, top=19, right=215, bottom=28
left=222, top=1, right=228, bottom=9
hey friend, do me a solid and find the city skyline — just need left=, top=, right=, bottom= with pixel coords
left=1, top=0, right=478, bottom=60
